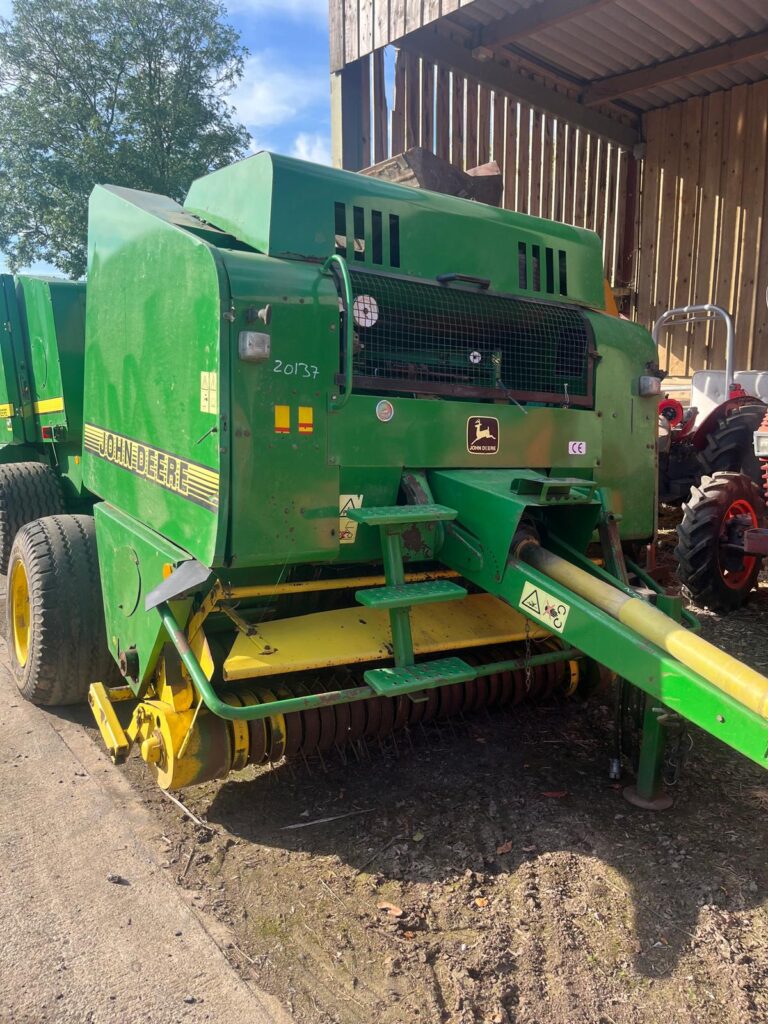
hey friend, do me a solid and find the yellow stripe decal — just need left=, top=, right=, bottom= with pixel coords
left=0, top=403, right=13, bottom=418
left=33, top=397, right=65, bottom=414
left=83, top=423, right=219, bottom=511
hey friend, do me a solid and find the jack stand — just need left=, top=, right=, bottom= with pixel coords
left=623, top=592, right=680, bottom=810
left=623, top=699, right=673, bottom=810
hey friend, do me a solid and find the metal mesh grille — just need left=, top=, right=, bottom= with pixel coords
left=345, top=270, right=594, bottom=406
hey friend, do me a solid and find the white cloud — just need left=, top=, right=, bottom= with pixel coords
left=226, top=0, right=327, bottom=22
left=230, top=53, right=327, bottom=129
left=0, top=0, right=13, bottom=18
left=291, top=131, right=331, bottom=165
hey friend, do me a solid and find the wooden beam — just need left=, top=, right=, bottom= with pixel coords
left=478, top=0, right=612, bottom=49
left=329, top=0, right=344, bottom=73
left=584, top=29, right=768, bottom=106
left=330, top=60, right=369, bottom=170
left=617, top=151, right=638, bottom=288
left=399, top=28, right=639, bottom=148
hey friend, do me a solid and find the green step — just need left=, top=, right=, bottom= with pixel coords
left=356, top=579, right=467, bottom=610
left=346, top=504, right=458, bottom=527
left=364, top=656, right=475, bottom=697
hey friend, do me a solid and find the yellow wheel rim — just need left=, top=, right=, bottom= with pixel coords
left=10, top=558, right=31, bottom=668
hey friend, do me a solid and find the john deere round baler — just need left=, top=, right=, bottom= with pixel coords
left=8, top=152, right=768, bottom=804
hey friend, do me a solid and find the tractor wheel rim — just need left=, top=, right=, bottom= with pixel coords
left=10, top=559, right=30, bottom=667
left=720, top=498, right=758, bottom=589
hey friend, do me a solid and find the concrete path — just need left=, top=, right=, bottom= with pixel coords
left=0, top=648, right=288, bottom=1024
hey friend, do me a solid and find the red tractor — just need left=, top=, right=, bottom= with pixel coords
left=657, top=305, right=768, bottom=610
left=657, top=305, right=766, bottom=504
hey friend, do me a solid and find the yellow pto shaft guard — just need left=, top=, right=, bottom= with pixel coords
left=522, top=543, right=768, bottom=720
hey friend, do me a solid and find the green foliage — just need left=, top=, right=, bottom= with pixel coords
left=0, top=0, right=249, bottom=277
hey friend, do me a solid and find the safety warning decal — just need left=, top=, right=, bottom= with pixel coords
left=200, top=371, right=218, bottom=415
left=339, top=493, right=363, bottom=544
left=519, top=581, right=571, bottom=634
left=467, top=415, right=499, bottom=455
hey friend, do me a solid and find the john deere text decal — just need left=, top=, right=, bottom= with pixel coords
left=83, top=424, right=218, bottom=511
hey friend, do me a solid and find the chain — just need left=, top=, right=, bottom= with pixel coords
left=662, top=714, right=693, bottom=786
left=524, top=615, right=533, bottom=692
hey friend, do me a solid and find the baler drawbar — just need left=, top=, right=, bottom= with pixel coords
left=3, top=151, right=767, bottom=805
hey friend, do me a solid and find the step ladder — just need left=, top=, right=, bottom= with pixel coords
left=347, top=504, right=474, bottom=698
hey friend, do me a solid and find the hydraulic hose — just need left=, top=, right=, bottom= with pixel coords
left=518, top=541, right=768, bottom=720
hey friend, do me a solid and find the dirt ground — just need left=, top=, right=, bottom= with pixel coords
left=70, top=518, right=768, bottom=1024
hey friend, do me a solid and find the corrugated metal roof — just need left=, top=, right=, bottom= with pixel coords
left=441, top=0, right=768, bottom=112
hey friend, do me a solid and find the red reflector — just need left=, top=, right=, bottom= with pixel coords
left=41, top=426, right=53, bottom=439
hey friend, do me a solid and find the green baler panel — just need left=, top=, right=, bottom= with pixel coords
left=94, top=501, right=193, bottom=688
left=184, top=152, right=605, bottom=310
left=0, top=274, right=33, bottom=444
left=16, top=275, right=86, bottom=442
left=220, top=260, right=656, bottom=567
left=82, top=185, right=229, bottom=567
left=223, top=251, right=341, bottom=566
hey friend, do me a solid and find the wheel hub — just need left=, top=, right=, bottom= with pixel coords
left=719, top=499, right=758, bottom=589
left=10, top=558, right=31, bottom=668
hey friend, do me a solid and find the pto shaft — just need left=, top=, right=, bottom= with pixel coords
left=519, top=541, right=768, bottom=720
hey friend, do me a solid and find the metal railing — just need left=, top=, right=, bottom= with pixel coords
left=652, top=304, right=734, bottom=391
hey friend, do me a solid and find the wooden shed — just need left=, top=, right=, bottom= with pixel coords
left=329, top=0, right=768, bottom=378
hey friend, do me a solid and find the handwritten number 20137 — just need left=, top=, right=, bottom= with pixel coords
left=273, top=360, right=319, bottom=378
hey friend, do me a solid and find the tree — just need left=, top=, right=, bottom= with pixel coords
left=0, top=0, right=249, bottom=278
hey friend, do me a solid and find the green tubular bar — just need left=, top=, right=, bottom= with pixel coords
left=156, top=602, right=580, bottom=720
left=473, top=647, right=581, bottom=679
left=322, top=253, right=354, bottom=411
left=158, top=602, right=374, bottom=717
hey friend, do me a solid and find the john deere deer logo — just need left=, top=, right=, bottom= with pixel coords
left=467, top=416, right=499, bottom=455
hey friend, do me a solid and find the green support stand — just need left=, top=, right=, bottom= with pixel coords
left=623, top=592, right=682, bottom=810
left=380, top=527, right=414, bottom=667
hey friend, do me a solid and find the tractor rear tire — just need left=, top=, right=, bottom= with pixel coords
left=0, top=462, right=65, bottom=574
left=697, top=402, right=766, bottom=485
left=6, top=515, right=115, bottom=706
left=675, top=472, right=765, bottom=613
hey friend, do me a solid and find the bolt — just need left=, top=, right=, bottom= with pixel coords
left=716, top=714, right=725, bottom=723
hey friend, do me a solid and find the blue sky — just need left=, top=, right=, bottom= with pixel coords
left=226, top=0, right=332, bottom=163
left=0, top=0, right=333, bottom=274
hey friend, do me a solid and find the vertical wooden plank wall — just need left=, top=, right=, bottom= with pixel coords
left=333, top=0, right=475, bottom=71
left=359, top=48, right=629, bottom=285
left=636, top=80, right=768, bottom=375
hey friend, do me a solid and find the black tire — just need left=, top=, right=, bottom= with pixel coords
left=0, top=462, right=65, bottom=574
left=697, top=402, right=766, bottom=485
left=6, top=515, right=115, bottom=706
left=675, top=472, right=765, bottom=613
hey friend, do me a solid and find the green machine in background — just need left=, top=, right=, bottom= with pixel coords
left=6, top=152, right=768, bottom=807
left=0, top=274, right=90, bottom=570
